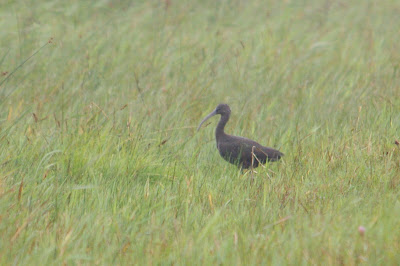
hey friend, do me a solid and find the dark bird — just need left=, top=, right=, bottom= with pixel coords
left=197, top=104, right=283, bottom=169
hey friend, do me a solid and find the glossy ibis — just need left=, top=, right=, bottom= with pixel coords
left=197, top=104, right=283, bottom=169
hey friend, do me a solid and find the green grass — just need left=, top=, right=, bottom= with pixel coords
left=1, top=0, right=400, bottom=264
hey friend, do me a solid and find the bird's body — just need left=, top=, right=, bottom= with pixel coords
left=198, top=104, right=283, bottom=169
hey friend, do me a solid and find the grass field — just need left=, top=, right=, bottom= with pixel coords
left=1, top=0, right=400, bottom=264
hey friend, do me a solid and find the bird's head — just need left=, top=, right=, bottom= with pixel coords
left=197, top=103, right=231, bottom=131
left=215, top=103, right=231, bottom=116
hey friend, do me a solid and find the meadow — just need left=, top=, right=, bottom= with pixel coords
left=1, top=0, right=400, bottom=264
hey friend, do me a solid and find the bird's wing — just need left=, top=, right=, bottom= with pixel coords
left=228, top=135, right=283, bottom=162
left=218, top=136, right=261, bottom=158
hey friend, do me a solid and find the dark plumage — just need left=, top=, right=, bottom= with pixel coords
left=197, top=104, right=283, bottom=169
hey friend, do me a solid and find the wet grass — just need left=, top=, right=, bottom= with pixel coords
left=1, top=0, right=400, bottom=264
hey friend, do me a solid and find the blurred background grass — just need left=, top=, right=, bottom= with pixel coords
left=1, top=0, right=400, bottom=264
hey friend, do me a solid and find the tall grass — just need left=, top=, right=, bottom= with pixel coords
left=1, top=0, right=400, bottom=264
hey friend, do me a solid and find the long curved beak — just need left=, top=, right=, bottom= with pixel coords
left=197, top=109, right=217, bottom=131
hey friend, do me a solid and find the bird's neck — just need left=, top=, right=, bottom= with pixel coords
left=215, top=113, right=229, bottom=140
